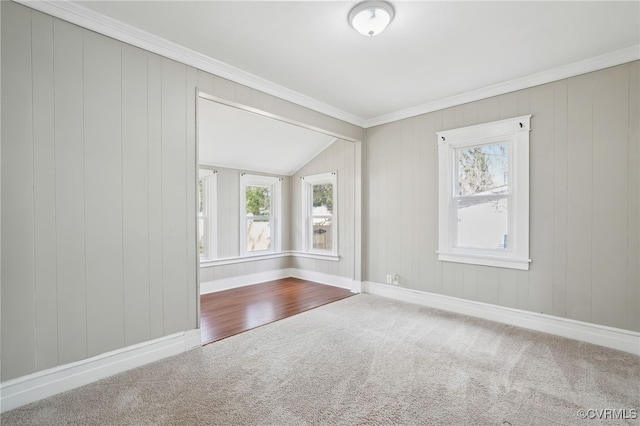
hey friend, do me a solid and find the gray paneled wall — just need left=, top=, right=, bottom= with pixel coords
left=291, top=140, right=356, bottom=279
left=365, top=62, right=640, bottom=332
left=1, top=3, right=197, bottom=380
left=1, top=1, right=363, bottom=382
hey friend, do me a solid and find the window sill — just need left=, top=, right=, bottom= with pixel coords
left=200, top=250, right=340, bottom=267
left=200, top=251, right=290, bottom=268
left=290, top=251, right=340, bottom=262
left=437, top=251, right=530, bottom=271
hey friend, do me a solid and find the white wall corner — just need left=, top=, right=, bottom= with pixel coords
left=362, top=281, right=640, bottom=356
left=0, top=329, right=202, bottom=413
left=289, top=268, right=360, bottom=293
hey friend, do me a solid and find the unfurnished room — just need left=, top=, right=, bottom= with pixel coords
left=1, top=1, right=639, bottom=424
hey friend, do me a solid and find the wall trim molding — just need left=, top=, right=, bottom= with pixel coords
left=14, top=0, right=367, bottom=128
left=15, top=1, right=640, bottom=130
left=289, top=268, right=361, bottom=293
left=200, top=269, right=291, bottom=294
left=366, top=45, right=640, bottom=128
left=200, top=268, right=361, bottom=295
left=0, top=329, right=202, bottom=413
left=362, top=281, right=640, bottom=356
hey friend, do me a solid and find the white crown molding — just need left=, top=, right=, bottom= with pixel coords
left=0, top=329, right=201, bottom=413
left=15, top=0, right=368, bottom=128
left=365, top=45, right=640, bottom=128
left=363, top=281, right=640, bottom=356
left=15, top=1, right=639, bottom=130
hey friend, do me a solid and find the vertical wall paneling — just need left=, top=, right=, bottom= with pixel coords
left=1, top=2, right=36, bottom=380
left=552, top=80, right=569, bottom=318
left=83, top=31, right=124, bottom=357
left=591, top=66, right=629, bottom=329
left=122, top=44, right=151, bottom=346
left=288, top=139, right=355, bottom=279
left=566, top=73, right=594, bottom=323
left=364, top=62, right=638, bottom=332
left=161, top=58, right=189, bottom=334
left=400, top=120, right=414, bottom=288
left=515, top=89, right=531, bottom=311
left=31, top=10, right=58, bottom=370
left=52, top=18, right=88, bottom=366
left=528, top=83, right=555, bottom=314
left=186, top=66, right=198, bottom=329
left=628, top=61, right=640, bottom=331
left=147, top=52, right=164, bottom=339
left=388, top=123, right=402, bottom=284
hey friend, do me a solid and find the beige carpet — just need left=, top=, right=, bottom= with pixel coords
left=3, top=294, right=639, bottom=425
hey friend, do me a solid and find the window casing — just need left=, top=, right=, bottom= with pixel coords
left=301, top=172, right=337, bottom=255
left=240, top=173, right=281, bottom=256
left=198, top=169, right=217, bottom=261
left=436, top=115, right=531, bottom=270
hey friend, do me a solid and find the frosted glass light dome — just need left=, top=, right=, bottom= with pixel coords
left=349, top=1, right=395, bottom=37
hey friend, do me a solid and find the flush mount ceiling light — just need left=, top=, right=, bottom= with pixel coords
left=349, top=1, right=395, bottom=37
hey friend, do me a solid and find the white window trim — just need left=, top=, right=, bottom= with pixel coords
left=301, top=171, right=338, bottom=256
left=199, top=169, right=217, bottom=262
left=240, top=173, right=282, bottom=256
left=436, top=115, right=531, bottom=271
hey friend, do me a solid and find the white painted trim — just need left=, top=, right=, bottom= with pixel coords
left=14, top=0, right=367, bottom=128
left=201, top=251, right=290, bottom=268
left=200, top=250, right=341, bottom=268
left=363, top=282, right=640, bottom=356
left=200, top=267, right=361, bottom=295
left=14, top=1, right=639, bottom=130
left=366, top=45, right=640, bottom=128
left=200, top=268, right=290, bottom=295
left=437, top=115, right=531, bottom=271
left=289, top=268, right=360, bottom=294
left=290, top=251, right=340, bottom=262
left=0, top=329, right=201, bottom=413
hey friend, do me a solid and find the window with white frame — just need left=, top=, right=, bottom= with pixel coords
left=436, top=115, right=531, bottom=270
left=240, top=174, right=281, bottom=255
left=301, top=172, right=337, bottom=255
left=198, top=169, right=217, bottom=261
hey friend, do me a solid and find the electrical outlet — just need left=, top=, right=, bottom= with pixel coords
left=386, top=274, right=392, bottom=284
left=392, top=274, right=399, bottom=285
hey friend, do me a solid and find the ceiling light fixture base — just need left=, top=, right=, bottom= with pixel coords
left=348, top=1, right=395, bottom=37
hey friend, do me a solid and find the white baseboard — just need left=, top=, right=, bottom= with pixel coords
left=1, top=329, right=201, bottom=413
left=288, top=268, right=361, bottom=293
left=200, top=269, right=290, bottom=294
left=363, top=281, right=640, bottom=356
left=200, top=268, right=362, bottom=295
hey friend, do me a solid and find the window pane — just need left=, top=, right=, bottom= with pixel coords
left=312, top=217, right=332, bottom=251
left=247, top=218, right=271, bottom=251
left=198, top=217, right=205, bottom=256
left=457, top=143, right=508, bottom=196
left=312, top=183, right=333, bottom=215
left=246, top=186, right=270, bottom=216
left=198, top=179, right=205, bottom=215
left=456, top=198, right=508, bottom=250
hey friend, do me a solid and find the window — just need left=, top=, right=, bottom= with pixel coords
left=198, top=169, right=217, bottom=261
left=240, top=174, right=281, bottom=255
left=301, top=172, right=337, bottom=255
left=436, top=115, right=530, bottom=270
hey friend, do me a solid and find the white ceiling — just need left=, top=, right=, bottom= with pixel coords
left=72, top=0, right=640, bottom=125
left=198, top=98, right=337, bottom=176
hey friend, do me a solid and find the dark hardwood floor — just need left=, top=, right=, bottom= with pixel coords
left=200, top=278, right=353, bottom=345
